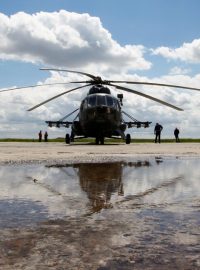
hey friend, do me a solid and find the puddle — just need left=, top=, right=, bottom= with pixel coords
left=0, top=158, right=200, bottom=227
left=0, top=157, right=200, bottom=269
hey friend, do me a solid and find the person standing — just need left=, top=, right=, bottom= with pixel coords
left=44, top=131, right=48, bottom=142
left=174, top=128, right=180, bottom=142
left=38, top=130, right=42, bottom=142
left=154, top=123, right=163, bottom=143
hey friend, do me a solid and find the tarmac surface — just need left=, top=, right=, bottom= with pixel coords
left=0, top=141, right=200, bottom=164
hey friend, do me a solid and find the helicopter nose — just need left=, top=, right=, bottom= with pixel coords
left=96, top=106, right=107, bottom=113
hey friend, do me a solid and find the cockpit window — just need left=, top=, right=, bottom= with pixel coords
left=88, top=95, right=96, bottom=107
left=84, top=94, right=120, bottom=110
left=97, top=95, right=106, bottom=106
left=113, top=99, right=120, bottom=111
left=106, top=96, right=114, bottom=106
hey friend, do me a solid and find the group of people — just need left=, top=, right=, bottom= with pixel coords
left=38, top=130, right=48, bottom=142
left=154, top=123, right=180, bottom=143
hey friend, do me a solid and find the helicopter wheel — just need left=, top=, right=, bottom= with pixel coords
left=95, top=137, right=100, bottom=145
left=125, top=134, right=131, bottom=144
left=65, top=133, right=71, bottom=144
left=70, top=131, right=74, bottom=142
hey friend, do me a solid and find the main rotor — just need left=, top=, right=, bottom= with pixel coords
left=40, top=68, right=111, bottom=86
left=1, top=67, right=200, bottom=112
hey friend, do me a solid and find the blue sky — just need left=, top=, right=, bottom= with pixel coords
left=1, top=0, right=199, bottom=45
left=0, top=0, right=200, bottom=138
left=1, top=0, right=200, bottom=85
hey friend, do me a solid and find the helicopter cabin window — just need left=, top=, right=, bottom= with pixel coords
left=88, top=95, right=96, bottom=107
left=97, top=95, right=106, bottom=106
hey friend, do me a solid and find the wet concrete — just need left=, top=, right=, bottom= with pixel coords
left=0, top=157, right=200, bottom=269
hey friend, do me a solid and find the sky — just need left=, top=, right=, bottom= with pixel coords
left=0, top=0, right=200, bottom=138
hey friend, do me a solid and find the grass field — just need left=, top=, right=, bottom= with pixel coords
left=0, top=138, right=200, bottom=143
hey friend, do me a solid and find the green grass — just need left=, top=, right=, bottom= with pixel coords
left=0, top=138, right=65, bottom=143
left=0, top=138, right=200, bottom=143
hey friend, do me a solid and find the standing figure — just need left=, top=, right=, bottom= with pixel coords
left=174, top=128, right=180, bottom=142
left=38, top=130, right=42, bottom=142
left=44, top=131, right=48, bottom=142
left=154, top=123, right=163, bottom=143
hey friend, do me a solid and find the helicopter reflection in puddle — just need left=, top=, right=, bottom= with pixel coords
left=1, top=157, right=200, bottom=225
left=49, top=161, right=151, bottom=213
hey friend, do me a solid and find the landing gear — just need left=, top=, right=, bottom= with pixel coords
left=95, top=136, right=104, bottom=145
left=125, top=134, right=131, bottom=144
left=65, top=133, right=70, bottom=144
left=70, top=131, right=74, bottom=142
left=95, top=137, right=99, bottom=145
left=100, top=136, right=104, bottom=145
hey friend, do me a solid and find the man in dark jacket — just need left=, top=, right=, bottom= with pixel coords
left=154, top=123, right=163, bottom=143
left=44, top=131, right=48, bottom=142
left=174, top=128, right=180, bottom=142
left=38, top=130, right=42, bottom=142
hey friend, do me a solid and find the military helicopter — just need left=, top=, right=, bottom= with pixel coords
left=1, top=68, right=200, bottom=144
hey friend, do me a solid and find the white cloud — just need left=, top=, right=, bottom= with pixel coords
left=169, top=66, right=190, bottom=75
left=152, top=39, right=200, bottom=63
left=0, top=10, right=151, bottom=71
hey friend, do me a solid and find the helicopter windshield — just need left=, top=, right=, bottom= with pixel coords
left=88, top=95, right=96, bottom=107
left=85, top=94, right=120, bottom=110
left=97, top=95, right=106, bottom=106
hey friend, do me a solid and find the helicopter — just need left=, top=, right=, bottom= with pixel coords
left=1, top=68, right=200, bottom=144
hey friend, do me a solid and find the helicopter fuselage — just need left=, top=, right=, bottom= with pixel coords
left=70, top=85, right=125, bottom=139
left=77, top=93, right=123, bottom=137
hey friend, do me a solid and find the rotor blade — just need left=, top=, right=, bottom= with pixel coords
left=108, top=80, right=200, bottom=92
left=0, top=81, right=89, bottom=93
left=58, top=108, right=79, bottom=122
left=40, top=68, right=97, bottom=80
left=109, top=83, right=183, bottom=111
left=27, top=83, right=92, bottom=111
